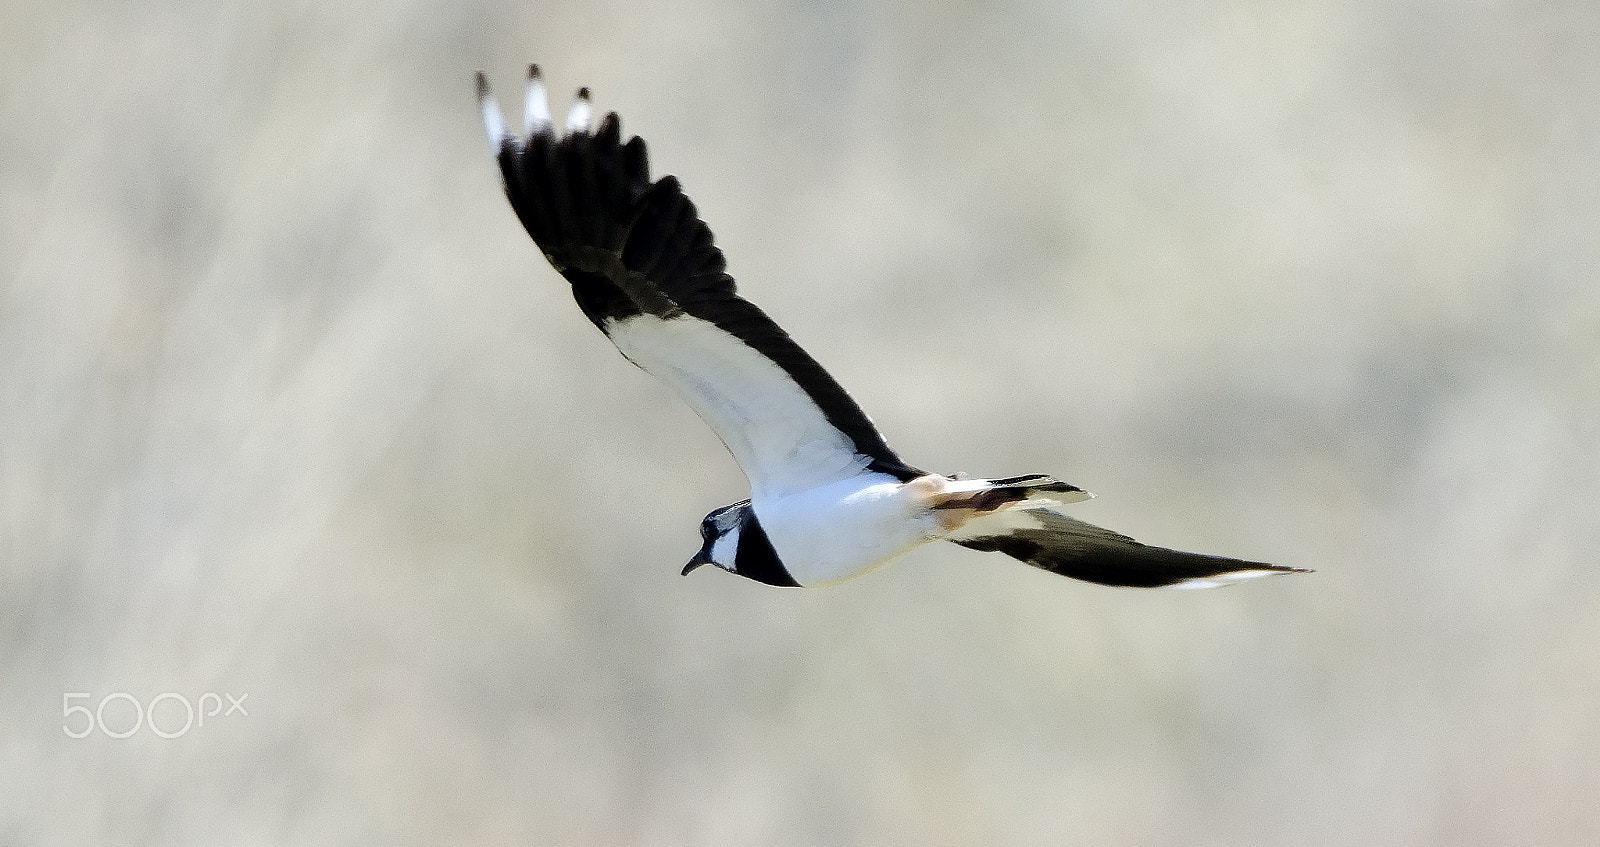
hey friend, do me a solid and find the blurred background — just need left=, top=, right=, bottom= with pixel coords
left=4, top=0, right=1598, bottom=843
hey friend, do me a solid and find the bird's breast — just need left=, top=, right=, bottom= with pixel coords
left=753, top=472, right=943, bottom=587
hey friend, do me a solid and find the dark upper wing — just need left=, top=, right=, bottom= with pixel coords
left=478, top=68, right=921, bottom=494
left=947, top=507, right=1309, bottom=588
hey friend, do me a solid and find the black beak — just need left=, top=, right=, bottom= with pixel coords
left=681, top=546, right=713, bottom=576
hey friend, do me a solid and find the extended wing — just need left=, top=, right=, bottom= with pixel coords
left=479, top=68, right=920, bottom=497
left=947, top=506, right=1309, bottom=588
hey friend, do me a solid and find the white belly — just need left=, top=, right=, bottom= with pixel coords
left=752, top=472, right=944, bottom=587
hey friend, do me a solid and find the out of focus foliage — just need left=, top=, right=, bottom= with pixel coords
left=4, top=1, right=1597, bottom=844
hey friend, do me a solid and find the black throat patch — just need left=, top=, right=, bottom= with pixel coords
left=735, top=513, right=800, bottom=587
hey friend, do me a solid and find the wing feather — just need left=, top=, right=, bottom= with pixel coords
left=949, top=507, right=1309, bottom=588
left=483, top=77, right=921, bottom=491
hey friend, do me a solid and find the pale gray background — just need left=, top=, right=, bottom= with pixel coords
left=4, top=0, right=1598, bottom=844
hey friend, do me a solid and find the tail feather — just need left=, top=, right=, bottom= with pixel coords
left=933, top=474, right=1092, bottom=512
left=948, top=506, right=1309, bottom=588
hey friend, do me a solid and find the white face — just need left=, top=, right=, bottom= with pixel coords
left=688, top=503, right=748, bottom=575
left=708, top=524, right=742, bottom=571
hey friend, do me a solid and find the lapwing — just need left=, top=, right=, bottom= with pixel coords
left=476, top=65, right=1308, bottom=589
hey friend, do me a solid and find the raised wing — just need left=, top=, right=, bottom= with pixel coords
left=478, top=67, right=920, bottom=496
left=947, top=506, right=1309, bottom=588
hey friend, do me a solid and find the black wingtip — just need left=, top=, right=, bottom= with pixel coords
left=528, top=63, right=542, bottom=80
left=474, top=71, right=490, bottom=100
left=576, top=86, right=592, bottom=100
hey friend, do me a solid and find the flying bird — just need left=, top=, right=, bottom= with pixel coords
left=476, top=65, right=1307, bottom=589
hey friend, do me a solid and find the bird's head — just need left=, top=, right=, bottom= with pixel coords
left=682, top=501, right=746, bottom=577
left=681, top=501, right=799, bottom=587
